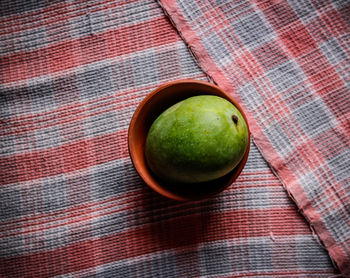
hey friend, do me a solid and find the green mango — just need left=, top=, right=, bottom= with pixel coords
left=145, top=95, right=249, bottom=183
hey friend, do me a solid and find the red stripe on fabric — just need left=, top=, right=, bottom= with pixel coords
left=237, top=171, right=274, bottom=176
left=0, top=17, right=179, bottom=83
left=0, top=208, right=311, bottom=277
left=280, top=23, right=317, bottom=57
left=0, top=129, right=128, bottom=184
left=322, top=8, right=350, bottom=37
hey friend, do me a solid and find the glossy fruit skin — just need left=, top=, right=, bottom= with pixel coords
left=145, top=95, right=249, bottom=183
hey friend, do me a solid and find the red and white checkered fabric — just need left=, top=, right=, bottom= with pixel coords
left=0, top=0, right=345, bottom=277
left=159, top=0, right=350, bottom=275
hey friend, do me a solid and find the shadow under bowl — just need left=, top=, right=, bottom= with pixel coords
left=128, top=79, right=250, bottom=201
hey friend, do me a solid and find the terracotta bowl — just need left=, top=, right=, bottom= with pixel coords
left=128, top=79, right=250, bottom=201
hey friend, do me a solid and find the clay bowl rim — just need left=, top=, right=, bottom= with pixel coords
left=128, top=79, right=250, bottom=201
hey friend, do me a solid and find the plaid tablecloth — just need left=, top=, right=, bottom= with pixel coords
left=0, top=0, right=347, bottom=277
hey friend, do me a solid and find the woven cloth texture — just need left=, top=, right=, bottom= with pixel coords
left=159, top=0, right=350, bottom=275
left=0, top=0, right=342, bottom=277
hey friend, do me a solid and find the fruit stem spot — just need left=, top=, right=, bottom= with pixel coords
left=232, top=115, right=238, bottom=125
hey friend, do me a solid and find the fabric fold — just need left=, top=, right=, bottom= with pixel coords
left=159, top=0, right=350, bottom=274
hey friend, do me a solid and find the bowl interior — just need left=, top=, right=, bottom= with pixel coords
left=128, top=80, right=250, bottom=201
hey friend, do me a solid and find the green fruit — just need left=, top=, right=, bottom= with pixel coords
left=145, top=95, right=249, bottom=183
